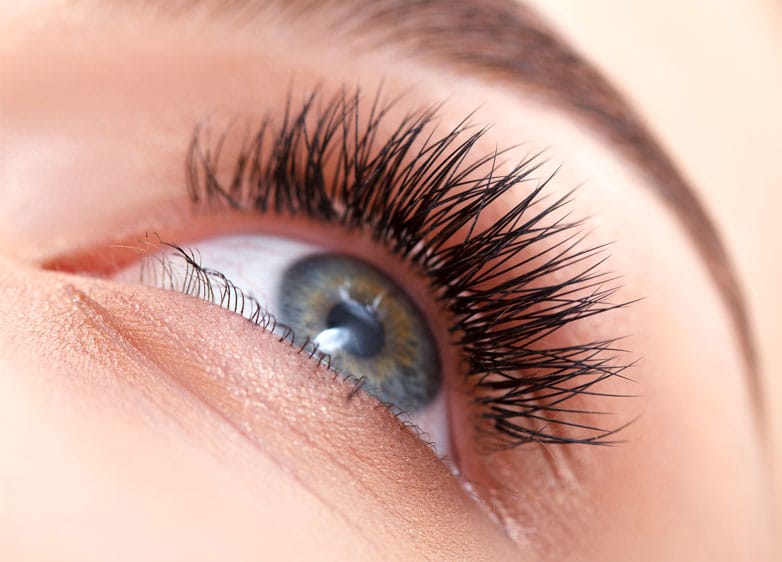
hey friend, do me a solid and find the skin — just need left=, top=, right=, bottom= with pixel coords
left=1, top=1, right=779, bottom=560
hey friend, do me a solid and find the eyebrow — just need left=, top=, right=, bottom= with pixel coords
left=138, top=1, right=758, bottom=397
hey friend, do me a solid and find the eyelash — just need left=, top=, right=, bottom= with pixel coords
left=163, top=88, right=632, bottom=448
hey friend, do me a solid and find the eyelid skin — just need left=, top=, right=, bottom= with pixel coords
left=0, top=254, right=519, bottom=559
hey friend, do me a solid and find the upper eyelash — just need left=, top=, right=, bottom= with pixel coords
left=182, top=88, right=634, bottom=448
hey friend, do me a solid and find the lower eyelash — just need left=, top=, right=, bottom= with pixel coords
left=140, top=240, right=333, bottom=365
left=181, top=88, right=634, bottom=448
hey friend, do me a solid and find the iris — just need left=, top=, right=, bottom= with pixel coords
left=277, top=254, right=441, bottom=412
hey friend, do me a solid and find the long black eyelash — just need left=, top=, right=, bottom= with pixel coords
left=182, top=88, right=634, bottom=448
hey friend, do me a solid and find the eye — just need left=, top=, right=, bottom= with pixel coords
left=102, top=89, right=631, bottom=480
left=120, top=233, right=452, bottom=453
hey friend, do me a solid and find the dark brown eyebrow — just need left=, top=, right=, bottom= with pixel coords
left=322, top=0, right=759, bottom=392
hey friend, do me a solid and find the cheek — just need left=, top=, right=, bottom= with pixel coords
left=0, top=259, right=520, bottom=559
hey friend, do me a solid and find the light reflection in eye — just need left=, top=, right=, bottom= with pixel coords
left=118, top=234, right=452, bottom=456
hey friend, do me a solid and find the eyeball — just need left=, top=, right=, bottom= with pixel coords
left=120, top=233, right=452, bottom=456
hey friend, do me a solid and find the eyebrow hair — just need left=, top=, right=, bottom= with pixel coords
left=133, top=1, right=759, bottom=399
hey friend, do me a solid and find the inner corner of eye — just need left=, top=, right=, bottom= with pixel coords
left=119, top=232, right=453, bottom=456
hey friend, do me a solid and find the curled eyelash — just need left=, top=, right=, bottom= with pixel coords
left=139, top=237, right=336, bottom=368
left=180, top=88, right=634, bottom=448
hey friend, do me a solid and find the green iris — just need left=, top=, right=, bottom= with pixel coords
left=277, top=254, right=441, bottom=412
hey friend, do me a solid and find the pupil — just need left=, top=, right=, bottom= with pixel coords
left=325, top=299, right=385, bottom=358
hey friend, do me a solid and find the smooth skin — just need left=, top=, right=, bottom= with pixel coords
left=1, top=1, right=779, bottom=560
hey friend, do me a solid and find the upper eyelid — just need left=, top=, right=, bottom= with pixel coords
left=128, top=0, right=756, bottom=398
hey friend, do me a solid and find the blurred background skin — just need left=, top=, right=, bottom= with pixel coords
left=1, top=0, right=780, bottom=560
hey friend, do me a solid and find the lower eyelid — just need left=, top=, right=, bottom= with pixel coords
left=113, top=232, right=458, bottom=453
left=2, top=255, right=521, bottom=556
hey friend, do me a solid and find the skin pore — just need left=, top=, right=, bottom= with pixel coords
left=1, top=1, right=779, bottom=560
